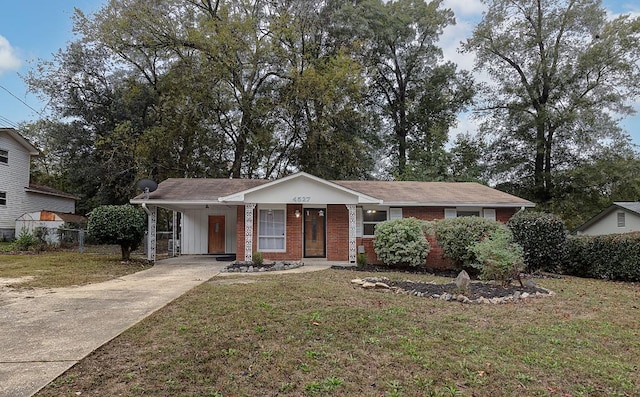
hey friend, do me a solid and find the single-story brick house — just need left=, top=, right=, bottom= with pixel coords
left=131, top=172, right=534, bottom=267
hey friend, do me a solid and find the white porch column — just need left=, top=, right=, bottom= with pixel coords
left=171, top=210, right=177, bottom=257
left=147, top=205, right=157, bottom=262
left=244, top=203, right=256, bottom=261
left=346, top=204, right=356, bottom=263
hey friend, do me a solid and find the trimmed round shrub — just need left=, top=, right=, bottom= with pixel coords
left=469, top=227, right=525, bottom=285
left=88, top=205, right=146, bottom=261
left=373, top=217, right=430, bottom=267
left=434, top=216, right=504, bottom=269
left=507, top=210, right=567, bottom=272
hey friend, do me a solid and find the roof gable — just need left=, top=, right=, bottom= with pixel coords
left=0, top=128, right=39, bottom=155
left=219, top=172, right=382, bottom=204
left=576, top=202, right=640, bottom=232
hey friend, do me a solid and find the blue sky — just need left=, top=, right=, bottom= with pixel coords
left=0, top=0, right=638, bottom=144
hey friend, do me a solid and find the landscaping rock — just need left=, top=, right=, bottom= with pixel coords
left=354, top=276, right=553, bottom=304
left=455, top=270, right=471, bottom=289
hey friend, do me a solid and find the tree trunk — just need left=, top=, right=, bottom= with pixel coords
left=121, top=244, right=131, bottom=261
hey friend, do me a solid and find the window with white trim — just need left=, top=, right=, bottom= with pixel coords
left=0, top=149, right=7, bottom=164
left=258, top=208, right=286, bottom=251
left=445, top=208, right=495, bottom=219
left=362, top=208, right=387, bottom=236
left=0, top=191, right=6, bottom=206
left=617, top=212, right=625, bottom=227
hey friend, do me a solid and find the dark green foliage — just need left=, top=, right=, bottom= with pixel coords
left=373, top=218, right=430, bottom=267
left=434, top=217, right=504, bottom=269
left=507, top=211, right=567, bottom=272
left=469, top=227, right=525, bottom=285
left=87, top=205, right=146, bottom=261
left=561, top=233, right=640, bottom=282
left=13, top=230, right=41, bottom=251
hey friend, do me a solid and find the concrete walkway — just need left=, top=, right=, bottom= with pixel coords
left=0, top=256, right=332, bottom=397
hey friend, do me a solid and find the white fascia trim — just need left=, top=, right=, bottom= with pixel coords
left=382, top=202, right=536, bottom=208
left=130, top=199, right=225, bottom=206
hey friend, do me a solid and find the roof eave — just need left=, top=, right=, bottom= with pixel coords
left=381, top=202, right=535, bottom=208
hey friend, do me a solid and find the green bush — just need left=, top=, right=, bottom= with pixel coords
left=507, top=210, right=567, bottom=272
left=88, top=205, right=147, bottom=261
left=252, top=251, right=264, bottom=266
left=561, top=233, right=640, bottom=281
left=356, top=252, right=367, bottom=268
left=469, top=227, right=525, bottom=285
left=373, top=217, right=430, bottom=267
left=434, top=217, right=504, bottom=269
left=13, top=229, right=40, bottom=251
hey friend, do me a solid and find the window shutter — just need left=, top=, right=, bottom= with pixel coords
left=356, top=207, right=363, bottom=237
left=483, top=209, right=496, bottom=221
left=444, top=208, right=457, bottom=219
left=390, top=208, right=403, bottom=220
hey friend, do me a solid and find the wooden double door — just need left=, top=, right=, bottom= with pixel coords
left=304, top=208, right=326, bottom=258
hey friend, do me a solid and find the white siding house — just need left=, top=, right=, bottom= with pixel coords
left=0, top=128, right=77, bottom=240
left=576, top=202, right=640, bottom=235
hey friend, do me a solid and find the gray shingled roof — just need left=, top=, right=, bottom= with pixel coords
left=134, top=178, right=269, bottom=201
left=333, top=180, right=533, bottom=206
left=133, top=176, right=533, bottom=207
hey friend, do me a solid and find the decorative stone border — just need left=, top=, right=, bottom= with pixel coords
left=221, top=261, right=304, bottom=273
left=351, top=277, right=554, bottom=304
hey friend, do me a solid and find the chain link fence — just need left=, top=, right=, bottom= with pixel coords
left=13, top=227, right=176, bottom=258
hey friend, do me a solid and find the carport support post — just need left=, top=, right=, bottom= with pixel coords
left=147, top=205, right=157, bottom=262
left=346, top=204, right=356, bottom=263
left=244, top=203, right=256, bottom=262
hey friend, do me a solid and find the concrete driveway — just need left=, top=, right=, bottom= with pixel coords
left=0, top=256, right=228, bottom=397
left=0, top=256, right=334, bottom=397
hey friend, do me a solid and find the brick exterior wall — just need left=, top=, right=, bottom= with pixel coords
left=237, top=204, right=304, bottom=262
left=356, top=207, right=521, bottom=270
left=237, top=204, right=522, bottom=270
left=326, top=204, right=349, bottom=261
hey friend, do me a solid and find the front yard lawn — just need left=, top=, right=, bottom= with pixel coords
left=0, top=252, right=152, bottom=288
left=36, top=270, right=639, bottom=396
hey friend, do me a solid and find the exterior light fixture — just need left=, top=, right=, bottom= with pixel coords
left=319, top=210, right=324, bottom=217
left=295, top=209, right=301, bottom=218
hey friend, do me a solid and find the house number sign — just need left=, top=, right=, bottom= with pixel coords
left=292, top=196, right=311, bottom=203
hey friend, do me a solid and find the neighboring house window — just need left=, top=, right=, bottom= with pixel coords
left=363, top=209, right=387, bottom=236
left=258, top=208, right=285, bottom=251
left=0, top=149, right=7, bottom=164
left=617, top=212, right=625, bottom=227
left=0, top=191, right=6, bottom=206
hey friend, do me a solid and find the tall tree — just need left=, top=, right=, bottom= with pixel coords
left=347, top=0, right=474, bottom=178
left=463, top=0, right=640, bottom=204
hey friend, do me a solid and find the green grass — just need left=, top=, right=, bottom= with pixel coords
left=0, top=252, right=152, bottom=288
left=35, top=270, right=640, bottom=396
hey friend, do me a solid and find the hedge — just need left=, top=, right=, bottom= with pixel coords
left=561, top=232, right=640, bottom=281
left=507, top=210, right=567, bottom=272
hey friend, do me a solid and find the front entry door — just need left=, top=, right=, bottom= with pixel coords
left=208, top=215, right=225, bottom=254
left=304, top=208, right=326, bottom=258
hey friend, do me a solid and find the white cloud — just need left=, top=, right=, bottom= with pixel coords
left=0, top=35, right=21, bottom=75
left=442, top=0, right=486, bottom=18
